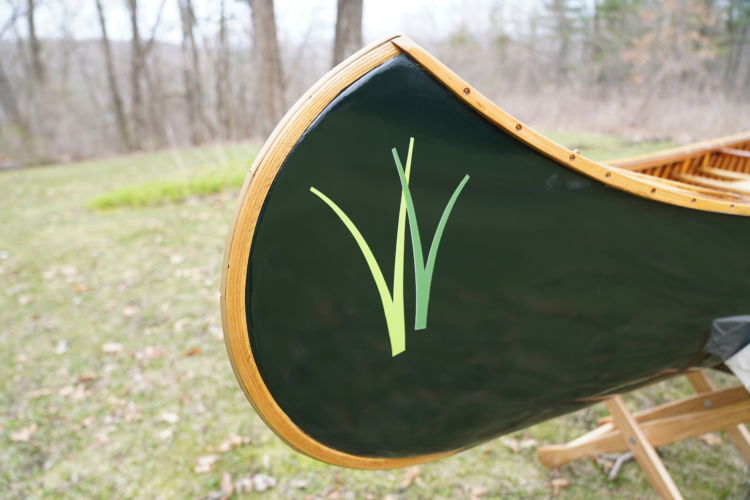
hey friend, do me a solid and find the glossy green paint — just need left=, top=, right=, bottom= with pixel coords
left=245, top=54, right=750, bottom=459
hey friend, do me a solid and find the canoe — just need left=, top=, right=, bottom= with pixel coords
left=221, top=34, right=750, bottom=469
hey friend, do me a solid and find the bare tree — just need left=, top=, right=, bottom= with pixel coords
left=179, top=0, right=210, bottom=144
left=26, top=0, right=44, bottom=84
left=96, top=0, right=132, bottom=150
left=247, top=0, right=285, bottom=138
left=332, top=0, right=363, bottom=66
left=126, top=0, right=145, bottom=149
left=215, top=0, right=233, bottom=139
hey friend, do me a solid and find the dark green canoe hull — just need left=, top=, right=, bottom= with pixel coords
left=237, top=53, right=749, bottom=460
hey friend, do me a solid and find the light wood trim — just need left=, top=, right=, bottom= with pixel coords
left=391, top=37, right=750, bottom=215
left=720, top=147, right=750, bottom=159
left=606, top=396, right=684, bottom=500
left=221, top=34, right=456, bottom=469
left=608, top=132, right=750, bottom=170
left=687, top=371, right=750, bottom=465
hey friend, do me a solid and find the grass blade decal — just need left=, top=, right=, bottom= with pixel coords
left=311, top=136, right=468, bottom=355
left=391, top=138, right=413, bottom=345
left=309, top=183, right=408, bottom=356
left=392, top=139, right=470, bottom=330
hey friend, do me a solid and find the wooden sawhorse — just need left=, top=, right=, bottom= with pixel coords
left=538, top=370, right=750, bottom=500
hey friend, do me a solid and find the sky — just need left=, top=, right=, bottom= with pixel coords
left=2, top=0, right=544, bottom=46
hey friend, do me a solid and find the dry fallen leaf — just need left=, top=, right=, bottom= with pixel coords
left=401, top=466, right=422, bottom=489
left=698, top=432, right=723, bottom=446
left=519, top=437, right=538, bottom=449
left=158, top=411, right=180, bottom=424
left=219, top=472, right=233, bottom=500
left=194, top=454, right=219, bottom=474
left=123, top=305, right=140, bottom=317
left=252, top=474, right=276, bottom=492
left=134, top=346, right=166, bottom=362
left=9, top=423, right=37, bottom=442
left=234, top=476, right=254, bottom=493
left=551, top=478, right=570, bottom=496
left=202, top=472, right=234, bottom=500
left=27, top=388, right=54, bottom=399
left=290, top=478, right=309, bottom=489
left=158, top=428, right=173, bottom=441
left=470, top=486, right=488, bottom=500
left=216, top=433, right=250, bottom=453
left=185, top=347, right=202, bottom=357
left=101, top=342, right=123, bottom=354
left=58, top=384, right=90, bottom=401
left=78, top=371, right=98, bottom=383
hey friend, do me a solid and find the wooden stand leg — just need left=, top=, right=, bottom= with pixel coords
left=686, top=370, right=750, bottom=465
left=606, top=396, right=683, bottom=500
left=537, top=369, right=750, bottom=499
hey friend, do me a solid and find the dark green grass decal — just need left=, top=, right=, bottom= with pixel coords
left=310, top=137, right=470, bottom=356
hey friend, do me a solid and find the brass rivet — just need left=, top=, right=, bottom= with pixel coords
left=515, top=123, right=522, bottom=131
left=463, top=87, right=470, bottom=95
left=628, top=437, right=637, bottom=445
left=605, top=172, right=611, bottom=178
left=691, top=198, right=697, bottom=204
left=650, top=188, right=656, bottom=194
left=569, top=154, right=576, bottom=161
left=730, top=203, right=736, bottom=209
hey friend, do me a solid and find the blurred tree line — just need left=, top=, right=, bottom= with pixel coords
left=0, top=0, right=748, bottom=167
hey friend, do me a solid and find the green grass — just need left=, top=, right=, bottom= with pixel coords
left=86, top=162, right=248, bottom=209
left=545, top=130, right=679, bottom=162
left=1, top=134, right=748, bottom=499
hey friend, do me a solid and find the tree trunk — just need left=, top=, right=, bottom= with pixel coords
left=0, top=59, right=31, bottom=147
left=26, top=0, right=45, bottom=84
left=332, top=0, right=363, bottom=66
left=249, top=0, right=285, bottom=138
left=179, top=0, right=202, bottom=144
left=127, top=0, right=145, bottom=149
left=215, top=0, right=233, bottom=139
left=95, top=0, right=132, bottom=150
left=551, top=0, right=570, bottom=84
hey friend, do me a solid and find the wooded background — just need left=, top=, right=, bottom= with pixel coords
left=1, top=0, right=750, bottom=167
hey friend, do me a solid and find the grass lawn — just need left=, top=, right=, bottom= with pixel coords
left=2, top=135, right=748, bottom=499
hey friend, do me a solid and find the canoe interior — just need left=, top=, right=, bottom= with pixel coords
left=609, top=135, right=750, bottom=200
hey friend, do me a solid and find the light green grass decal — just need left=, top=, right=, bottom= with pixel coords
left=310, top=137, right=469, bottom=356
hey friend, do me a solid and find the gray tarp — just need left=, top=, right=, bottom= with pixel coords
left=704, top=315, right=750, bottom=360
